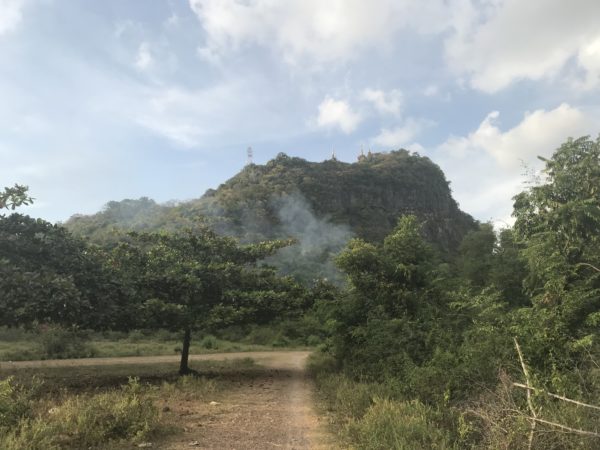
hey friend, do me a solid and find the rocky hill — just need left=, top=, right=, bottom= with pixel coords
left=65, top=150, right=476, bottom=282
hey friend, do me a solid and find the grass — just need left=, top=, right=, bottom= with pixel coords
left=0, top=358, right=258, bottom=393
left=0, top=357, right=259, bottom=449
left=0, top=326, right=301, bottom=362
left=307, top=352, right=457, bottom=450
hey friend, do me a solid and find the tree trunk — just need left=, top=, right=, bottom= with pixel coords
left=179, top=327, right=192, bottom=375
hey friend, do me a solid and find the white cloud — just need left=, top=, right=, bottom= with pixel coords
left=135, top=42, right=153, bottom=70
left=423, top=85, right=439, bottom=97
left=372, top=118, right=431, bottom=148
left=188, top=0, right=451, bottom=65
left=188, top=0, right=600, bottom=89
left=439, top=103, right=591, bottom=168
left=577, top=37, right=600, bottom=91
left=0, top=0, right=25, bottom=35
left=432, top=103, right=594, bottom=224
left=316, top=97, right=362, bottom=134
left=361, top=88, right=402, bottom=116
left=445, top=0, right=600, bottom=92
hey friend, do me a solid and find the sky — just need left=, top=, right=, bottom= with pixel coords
left=1, top=0, right=599, bottom=226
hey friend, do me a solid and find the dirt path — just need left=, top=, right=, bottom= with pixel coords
left=161, top=351, right=334, bottom=450
left=4, top=351, right=335, bottom=449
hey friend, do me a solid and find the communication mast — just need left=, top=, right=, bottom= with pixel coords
left=246, top=146, right=253, bottom=165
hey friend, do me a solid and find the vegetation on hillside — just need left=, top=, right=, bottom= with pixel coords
left=310, top=136, right=600, bottom=449
left=65, top=150, right=476, bottom=283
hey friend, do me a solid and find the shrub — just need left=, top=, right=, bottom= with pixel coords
left=0, top=418, right=60, bottom=450
left=52, top=377, right=158, bottom=447
left=38, top=327, right=97, bottom=359
left=244, top=326, right=280, bottom=345
left=200, top=334, right=218, bottom=350
left=346, top=398, right=454, bottom=450
left=0, top=377, right=40, bottom=429
left=127, top=330, right=145, bottom=343
left=325, top=375, right=397, bottom=420
left=0, top=378, right=160, bottom=450
left=160, top=375, right=217, bottom=401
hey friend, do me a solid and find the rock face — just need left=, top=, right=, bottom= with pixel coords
left=192, top=150, right=476, bottom=253
left=65, top=150, right=476, bottom=255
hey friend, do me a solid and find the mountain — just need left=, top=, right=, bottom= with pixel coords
left=65, top=150, right=476, bottom=282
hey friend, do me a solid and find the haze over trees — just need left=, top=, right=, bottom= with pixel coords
left=65, top=150, right=476, bottom=284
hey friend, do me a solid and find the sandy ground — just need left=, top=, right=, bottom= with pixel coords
left=3, top=351, right=335, bottom=449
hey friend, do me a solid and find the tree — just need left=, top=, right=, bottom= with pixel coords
left=332, top=216, right=442, bottom=382
left=456, top=223, right=496, bottom=289
left=0, top=214, right=131, bottom=332
left=0, top=184, right=33, bottom=210
left=513, top=136, right=600, bottom=368
left=112, top=228, right=294, bottom=374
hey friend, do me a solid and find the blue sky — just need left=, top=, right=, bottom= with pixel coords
left=2, top=0, right=599, bottom=226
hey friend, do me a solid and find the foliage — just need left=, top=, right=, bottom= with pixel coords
left=0, top=377, right=40, bottom=430
left=37, top=326, right=98, bottom=359
left=331, top=216, right=445, bottom=385
left=0, top=184, right=33, bottom=210
left=64, top=151, right=476, bottom=283
left=346, top=398, right=454, bottom=450
left=0, top=378, right=159, bottom=450
left=0, top=214, right=134, bottom=331
left=109, top=227, right=300, bottom=373
left=312, top=135, right=600, bottom=449
left=513, top=136, right=600, bottom=370
left=310, top=356, right=457, bottom=449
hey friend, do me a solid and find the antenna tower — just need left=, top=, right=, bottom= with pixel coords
left=247, top=146, right=253, bottom=165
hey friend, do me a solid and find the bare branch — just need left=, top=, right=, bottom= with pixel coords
left=513, top=383, right=600, bottom=411
left=578, top=262, right=600, bottom=273
left=514, top=337, right=537, bottom=450
left=529, top=417, right=600, bottom=438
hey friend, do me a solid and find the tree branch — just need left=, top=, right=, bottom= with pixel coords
left=514, top=338, right=537, bottom=450
left=512, top=383, right=600, bottom=411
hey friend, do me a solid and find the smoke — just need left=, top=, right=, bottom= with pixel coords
left=194, top=191, right=352, bottom=284
left=264, top=192, right=353, bottom=285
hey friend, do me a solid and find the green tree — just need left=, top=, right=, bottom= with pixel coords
left=0, top=184, right=33, bottom=210
left=0, top=214, right=131, bottom=331
left=513, top=136, right=600, bottom=368
left=112, top=228, right=295, bottom=374
left=332, top=216, right=442, bottom=383
left=456, top=223, right=496, bottom=289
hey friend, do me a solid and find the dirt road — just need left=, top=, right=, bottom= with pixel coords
left=161, top=351, right=333, bottom=450
left=4, top=351, right=335, bottom=449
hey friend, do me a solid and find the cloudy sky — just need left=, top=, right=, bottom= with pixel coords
left=2, top=0, right=599, bottom=225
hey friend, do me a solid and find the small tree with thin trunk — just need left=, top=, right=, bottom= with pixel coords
left=112, top=227, right=293, bottom=375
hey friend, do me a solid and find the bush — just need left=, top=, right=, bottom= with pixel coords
left=127, top=330, right=145, bottom=343
left=53, top=377, right=158, bottom=447
left=346, top=398, right=454, bottom=449
left=0, top=377, right=40, bottom=430
left=37, top=327, right=97, bottom=359
left=0, top=378, right=160, bottom=450
left=244, top=326, right=281, bottom=345
left=0, top=326, right=32, bottom=342
left=470, top=372, right=600, bottom=450
left=161, top=375, right=217, bottom=401
left=0, top=418, right=60, bottom=450
left=154, top=329, right=179, bottom=342
left=200, top=334, right=218, bottom=350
